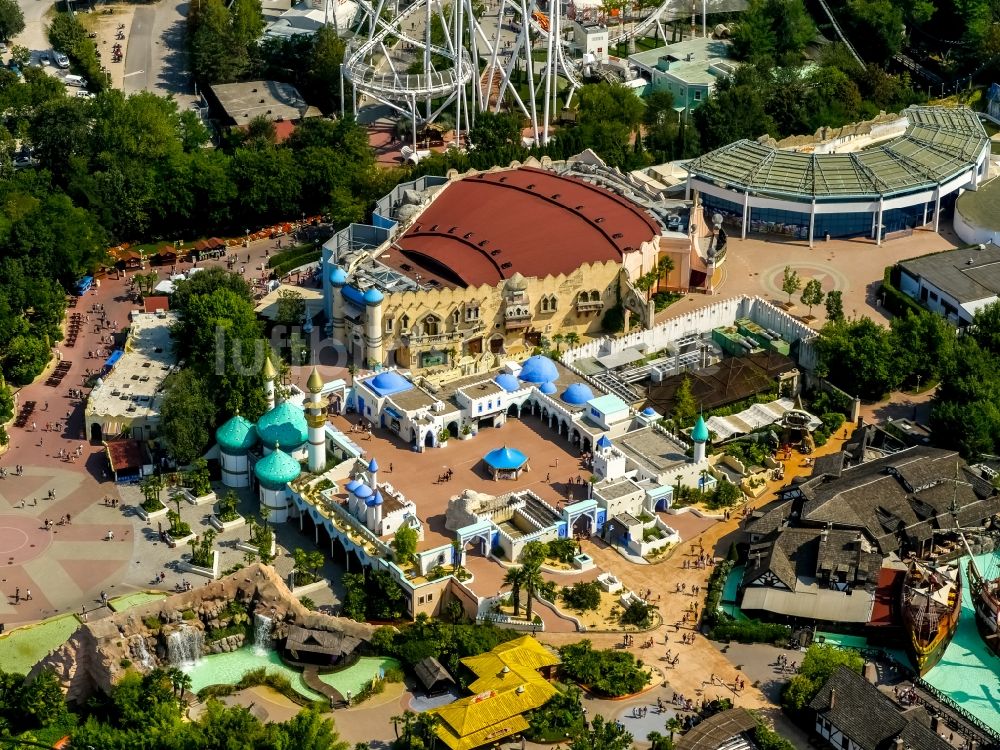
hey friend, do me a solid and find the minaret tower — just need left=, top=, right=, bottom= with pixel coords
left=263, top=353, right=277, bottom=410
left=692, top=414, right=709, bottom=464
left=363, top=287, right=384, bottom=367
left=306, top=367, right=327, bottom=472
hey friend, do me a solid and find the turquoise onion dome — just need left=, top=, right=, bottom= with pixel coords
left=256, top=401, right=309, bottom=450
left=254, top=445, right=301, bottom=489
left=216, top=415, right=258, bottom=455
left=692, top=415, right=710, bottom=443
left=329, top=266, right=348, bottom=286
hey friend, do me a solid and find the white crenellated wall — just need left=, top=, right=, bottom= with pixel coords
left=560, top=296, right=818, bottom=371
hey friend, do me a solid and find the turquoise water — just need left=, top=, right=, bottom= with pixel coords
left=720, top=565, right=750, bottom=620
left=924, top=552, right=1000, bottom=731
left=815, top=632, right=869, bottom=650
left=184, top=648, right=322, bottom=701
left=318, top=656, right=401, bottom=698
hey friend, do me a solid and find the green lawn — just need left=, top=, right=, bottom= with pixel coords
left=109, top=591, right=168, bottom=612
left=0, top=614, right=80, bottom=675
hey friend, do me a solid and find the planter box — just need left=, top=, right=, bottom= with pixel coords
left=137, top=504, right=169, bottom=522
left=174, top=488, right=217, bottom=507
left=236, top=536, right=277, bottom=558
left=179, top=549, right=219, bottom=579
left=291, top=577, right=329, bottom=596
left=209, top=514, right=246, bottom=532
left=165, top=531, right=196, bottom=549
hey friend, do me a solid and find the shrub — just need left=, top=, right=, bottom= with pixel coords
left=546, top=538, right=579, bottom=564
left=619, top=599, right=655, bottom=628
left=216, top=490, right=241, bottom=522
left=181, top=609, right=196, bottom=620
left=298, top=596, right=316, bottom=610
left=119, top=658, right=132, bottom=669
left=142, top=615, right=162, bottom=632
left=710, top=619, right=790, bottom=645
left=558, top=640, right=650, bottom=697
left=384, top=667, right=405, bottom=683
left=560, top=581, right=601, bottom=612
left=141, top=496, right=165, bottom=513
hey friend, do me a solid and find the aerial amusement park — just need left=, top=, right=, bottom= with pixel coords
left=339, top=0, right=747, bottom=154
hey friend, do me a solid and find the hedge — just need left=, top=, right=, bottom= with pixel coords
left=711, top=618, right=791, bottom=645
left=270, top=250, right=321, bottom=278
left=881, top=266, right=925, bottom=318
left=267, top=243, right=318, bottom=269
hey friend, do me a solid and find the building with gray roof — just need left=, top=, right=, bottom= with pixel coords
left=685, top=106, right=990, bottom=246
left=896, top=242, right=1000, bottom=325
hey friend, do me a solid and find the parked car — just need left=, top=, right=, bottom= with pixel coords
left=54, top=51, right=69, bottom=69
left=75, top=90, right=94, bottom=99
left=13, top=150, right=35, bottom=169
left=38, top=52, right=50, bottom=65
left=64, top=74, right=87, bottom=87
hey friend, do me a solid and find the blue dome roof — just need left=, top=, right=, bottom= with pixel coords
left=254, top=447, right=301, bottom=488
left=495, top=373, right=520, bottom=392
left=368, top=457, right=379, bottom=472
left=329, top=266, right=348, bottom=285
left=483, top=446, right=529, bottom=470
left=366, top=490, right=384, bottom=507
left=597, top=435, right=613, bottom=450
left=642, top=407, right=657, bottom=416
left=256, top=401, right=309, bottom=449
left=353, top=484, right=373, bottom=498
left=539, top=381, right=557, bottom=395
left=216, top=415, right=258, bottom=454
left=561, top=383, right=594, bottom=405
left=345, top=478, right=361, bottom=492
left=364, top=370, right=413, bottom=397
left=519, top=355, right=559, bottom=384
left=363, top=287, right=384, bottom=305
left=692, top=415, right=710, bottom=443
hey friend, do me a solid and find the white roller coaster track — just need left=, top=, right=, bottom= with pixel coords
left=341, top=0, right=746, bottom=149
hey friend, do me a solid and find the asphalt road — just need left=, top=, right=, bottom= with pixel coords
left=123, top=5, right=154, bottom=93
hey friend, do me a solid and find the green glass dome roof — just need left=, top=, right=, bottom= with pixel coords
left=256, top=401, right=309, bottom=449
left=254, top=447, right=301, bottom=488
left=216, top=415, right=258, bottom=454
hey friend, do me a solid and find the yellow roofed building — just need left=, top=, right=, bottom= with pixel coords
left=429, top=636, right=560, bottom=750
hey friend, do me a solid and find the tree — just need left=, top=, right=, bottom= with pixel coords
left=0, top=0, right=24, bottom=41
left=9, top=44, right=28, bottom=66
left=782, top=644, right=863, bottom=709
left=275, top=289, right=306, bottom=328
left=160, top=370, right=216, bottom=465
left=560, top=581, right=602, bottom=611
left=824, top=290, right=844, bottom=322
left=781, top=266, right=801, bottom=305
left=520, top=540, right=547, bottom=569
left=503, top=566, right=527, bottom=616
left=815, top=317, right=902, bottom=400
left=392, top=524, right=418, bottom=567
left=523, top=564, right=546, bottom=622
left=570, top=715, right=633, bottom=750
left=672, top=376, right=697, bottom=426
left=800, top=278, right=824, bottom=315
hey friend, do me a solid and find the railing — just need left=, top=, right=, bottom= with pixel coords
left=406, top=325, right=483, bottom=346
left=576, top=300, right=605, bottom=312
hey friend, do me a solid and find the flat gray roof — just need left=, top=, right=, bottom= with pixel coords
left=210, top=80, right=319, bottom=124
left=687, top=106, right=989, bottom=201
left=899, top=243, right=1000, bottom=304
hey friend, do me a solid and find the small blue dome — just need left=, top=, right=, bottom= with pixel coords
left=354, top=484, right=373, bottom=498
left=365, top=490, right=384, bottom=507
left=368, top=457, right=379, bottom=472
left=329, top=266, right=348, bottom=285
left=561, top=383, right=594, bottom=405
left=692, top=415, right=710, bottom=443
left=495, top=373, right=520, bottom=392
left=642, top=407, right=657, bottom=417
left=539, top=381, right=557, bottom=395
left=365, top=370, right=413, bottom=397
left=597, top=435, right=613, bottom=450
left=345, top=478, right=361, bottom=492
left=363, top=287, right=384, bottom=305
left=519, top=355, right=559, bottom=384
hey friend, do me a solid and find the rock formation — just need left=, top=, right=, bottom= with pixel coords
left=31, top=564, right=376, bottom=704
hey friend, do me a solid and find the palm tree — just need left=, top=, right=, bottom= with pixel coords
left=503, top=566, right=527, bottom=616
left=666, top=716, right=683, bottom=741
left=564, top=332, right=580, bottom=349
left=523, top=564, right=546, bottom=622
left=657, top=255, right=675, bottom=290
left=177, top=671, right=193, bottom=699
left=166, top=666, right=183, bottom=696
left=415, top=712, right=441, bottom=749
left=347, top=363, right=358, bottom=385
left=391, top=710, right=417, bottom=747
left=553, top=333, right=565, bottom=352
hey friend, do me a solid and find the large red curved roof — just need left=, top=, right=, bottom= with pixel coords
left=395, top=167, right=660, bottom=288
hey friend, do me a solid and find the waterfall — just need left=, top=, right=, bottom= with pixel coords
left=166, top=625, right=204, bottom=666
left=130, top=634, right=155, bottom=669
left=253, top=613, right=274, bottom=655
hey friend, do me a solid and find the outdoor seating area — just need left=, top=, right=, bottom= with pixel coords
left=64, top=312, right=82, bottom=349
left=13, top=400, right=36, bottom=429
left=482, top=446, right=530, bottom=481
left=45, top=361, right=72, bottom=388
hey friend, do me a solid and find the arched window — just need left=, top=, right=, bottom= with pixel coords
left=452, top=308, right=460, bottom=325
left=591, top=290, right=601, bottom=302
left=424, top=315, right=439, bottom=336
left=401, top=314, right=410, bottom=330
